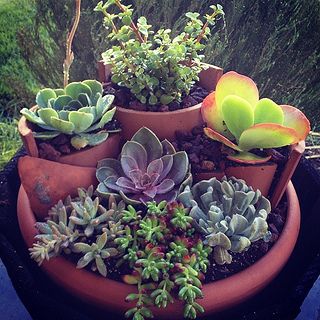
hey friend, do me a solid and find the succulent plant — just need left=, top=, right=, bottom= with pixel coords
left=178, top=176, right=271, bottom=265
left=29, top=186, right=125, bottom=271
left=201, top=71, right=310, bottom=163
left=20, top=80, right=120, bottom=150
left=74, top=232, right=118, bottom=277
left=96, top=127, right=192, bottom=204
left=29, top=199, right=79, bottom=265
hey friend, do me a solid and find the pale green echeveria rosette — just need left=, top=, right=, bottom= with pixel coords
left=20, top=80, right=119, bottom=150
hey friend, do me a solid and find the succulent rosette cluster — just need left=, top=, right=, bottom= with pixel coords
left=201, top=71, right=310, bottom=163
left=96, top=127, right=192, bottom=204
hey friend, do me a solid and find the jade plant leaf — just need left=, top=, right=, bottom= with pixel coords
left=65, top=82, right=92, bottom=100
left=254, top=98, right=284, bottom=125
left=68, top=111, right=94, bottom=133
left=36, top=89, right=57, bottom=108
left=221, top=95, right=254, bottom=141
left=281, top=104, right=311, bottom=141
left=238, top=123, right=300, bottom=151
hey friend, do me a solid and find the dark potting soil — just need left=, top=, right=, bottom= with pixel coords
left=36, top=119, right=121, bottom=161
left=103, top=82, right=209, bottom=112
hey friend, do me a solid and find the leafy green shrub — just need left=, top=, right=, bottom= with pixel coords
left=95, top=0, right=224, bottom=106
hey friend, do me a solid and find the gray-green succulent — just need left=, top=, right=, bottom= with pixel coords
left=178, top=176, right=271, bottom=265
left=96, top=127, right=192, bottom=205
left=20, top=80, right=120, bottom=150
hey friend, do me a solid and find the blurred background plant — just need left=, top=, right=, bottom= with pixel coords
left=1, top=0, right=319, bottom=168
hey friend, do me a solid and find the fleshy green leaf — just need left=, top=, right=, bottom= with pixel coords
left=53, top=89, right=65, bottom=96
left=65, top=82, right=92, bottom=100
left=239, top=123, right=300, bottom=151
left=38, top=108, right=59, bottom=126
left=50, top=117, right=75, bottom=134
left=254, top=98, right=284, bottom=125
left=82, top=80, right=103, bottom=98
left=71, top=131, right=109, bottom=149
left=281, top=104, right=310, bottom=141
left=215, top=71, right=259, bottom=109
left=53, top=95, right=73, bottom=111
left=36, top=89, right=57, bottom=108
left=20, top=108, right=45, bottom=125
left=221, top=95, right=254, bottom=141
left=68, top=111, right=94, bottom=133
left=78, top=93, right=91, bottom=107
left=33, top=131, right=60, bottom=140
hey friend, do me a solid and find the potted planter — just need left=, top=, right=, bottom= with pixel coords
left=17, top=177, right=300, bottom=319
left=98, top=62, right=223, bottom=141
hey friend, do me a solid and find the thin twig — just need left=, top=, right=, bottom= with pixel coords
left=305, top=145, right=320, bottom=150
left=63, top=0, right=81, bottom=88
left=310, top=131, right=320, bottom=136
left=305, top=155, right=320, bottom=159
left=114, top=0, right=144, bottom=43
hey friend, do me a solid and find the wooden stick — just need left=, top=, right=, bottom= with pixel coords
left=305, top=145, right=320, bottom=150
left=63, top=0, right=81, bottom=88
left=310, top=131, right=320, bottom=136
left=305, top=154, right=320, bottom=159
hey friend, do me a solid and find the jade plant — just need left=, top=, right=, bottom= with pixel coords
left=29, top=186, right=123, bottom=276
left=95, top=0, right=224, bottom=106
left=201, top=71, right=311, bottom=163
left=178, top=176, right=271, bottom=265
left=20, top=81, right=119, bottom=150
left=96, top=127, right=192, bottom=204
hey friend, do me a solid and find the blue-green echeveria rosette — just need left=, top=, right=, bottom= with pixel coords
left=96, top=127, right=192, bottom=204
left=20, top=80, right=119, bottom=150
left=177, top=176, right=271, bottom=265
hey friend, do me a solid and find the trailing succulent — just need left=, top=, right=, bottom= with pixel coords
left=95, top=0, right=224, bottom=106
left=116, top=201, right=212, bottom=320
left=96, top=127, right=192, bottom=204
left=178, top=176, right=271, bottom=265
left=29, top=186, right=124, bottom=276
left=202, top=71, right=310, bottom=163
left=20, top=80, right=120, bottom=150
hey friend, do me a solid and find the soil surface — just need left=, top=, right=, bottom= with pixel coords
left=36, top=120, right=121, bottom=162
left=103, top=82, right=209, bottom=112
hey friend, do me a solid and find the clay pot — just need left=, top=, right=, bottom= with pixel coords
left=193, top=163, right=277, bottom=197
left=18, top=156, right=98, bottom=219
left=98, top=61, right=223, bottom=141
left=18, top=108, right=120, bottom=167
left=17, top=179, right=300, bottom=319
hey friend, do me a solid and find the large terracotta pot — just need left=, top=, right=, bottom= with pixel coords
left=17, top=177, right=300, bottom=319
left=18, top=109, right=120, bottom=168
left=98, top=61, right=223, bottom=141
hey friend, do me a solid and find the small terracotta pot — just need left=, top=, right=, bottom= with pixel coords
left=193, top=163, right=277, bottom=197
left=98, top=61, right=223, bottom=141
left=18, top=180, right=300, bottom=319
left=18, top=156, right=98, bottom=219
left=18, top=109, right=120, bottom=167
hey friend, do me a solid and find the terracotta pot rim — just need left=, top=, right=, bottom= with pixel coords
left=17, top=181, right=300, bottom=317
left=116, top=103, right=201, bottom=115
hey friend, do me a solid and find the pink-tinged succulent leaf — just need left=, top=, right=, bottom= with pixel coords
left=227, top=151, right=271, bottom=164
left=147, top=159, right=163, bottom=176
left=159, top=155, right=173, bottom=181
left=280, top=104, right=311, bottom=141
left=254, top=98, right=284, bottom=125
left=121, top=155, right=139, bottom=177
left=143, top=186, right=158, bottom=198
left=201, top=92, right=234, bottom=139
left=204, top=127, right=242, bottom=152
left=238, top=123, right=300, bottom=151
left=115, top=177, right=137, bottom=192
left=122, top=141, right=147, bottom=171
left=215, top=71, right=259, bottom=109
left=221, top=95, right=254, bottom=141
left=156, top=179, right=175, bottom=194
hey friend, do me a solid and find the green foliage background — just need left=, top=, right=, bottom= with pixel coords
left=0, top=0, right=319, bottom=167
